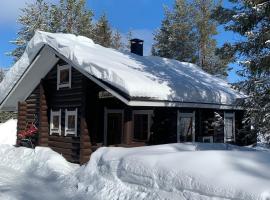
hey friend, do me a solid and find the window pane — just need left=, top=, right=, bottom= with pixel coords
left=179, top=117, right=193, bottom=142
left=225, top=117, right=233, bottom=139
left=52, top=116, right=59, bottom=129
left=68, top=115, right=75, bottom=130
left=134, top=114, right=148, bottom=140
left=60, top=69, right=69, bottom=84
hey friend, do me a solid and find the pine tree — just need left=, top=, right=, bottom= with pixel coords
left=153, top=0, right=228, bottom=77
left=92, top=14, right=113, bottom=48
left=152, top=1, right=197, bottom=63
left=194, top=0, right=228, bottom=76
left=214, top=0, right=270, bottom=142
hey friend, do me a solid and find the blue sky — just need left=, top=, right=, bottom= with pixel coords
left=0, top=0, right=242, bottom=83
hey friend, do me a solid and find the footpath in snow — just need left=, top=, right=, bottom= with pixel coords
left=0, top=120, right=269, bottom=200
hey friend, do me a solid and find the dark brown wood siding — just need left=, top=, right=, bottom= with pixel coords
left=17, top=86, right=40, bottom=146
left=41, top=60, right=85, bottom=163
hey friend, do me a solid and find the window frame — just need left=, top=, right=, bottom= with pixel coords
left=65, top=108, right=78, bottom=137
left=50, top=109, right=61, bottom=136
left=57, top=65, right=71, bottom=90
left=132, top=110, right=153, bottom=141
left=224, top=112, right=235, bottom=142
left=177, top=111, right=195, bottom=143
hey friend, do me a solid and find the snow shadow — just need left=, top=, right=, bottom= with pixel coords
left=116, top=51, right=242, bottom=104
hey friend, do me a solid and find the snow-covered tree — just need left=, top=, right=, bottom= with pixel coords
left=214, top=0, right=270, bottom=142
left=0, top=68, right=5, bottom=83
left=50, top=0, right=94, bottom=37
left=10, top=0, right=94, bottom=62
left=9, top=0, right=50, bottom=62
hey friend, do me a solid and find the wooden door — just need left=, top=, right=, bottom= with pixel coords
left=107, top=113, right=123, bottom=145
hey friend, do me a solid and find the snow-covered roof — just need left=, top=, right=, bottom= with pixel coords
left=0, top=31, right=245, bottom=110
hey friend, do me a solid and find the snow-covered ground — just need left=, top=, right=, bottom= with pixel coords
left=0, top=120, right=269, bottom=200
left=0, top=119, right=17, bottom=145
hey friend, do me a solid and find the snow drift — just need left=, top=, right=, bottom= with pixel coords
left=0, top=31, right=245, bottom=111
left=0, top=119, right=17, bottom=145
left=0, top=142, right=269, bottom=200
left=76, top=143, right=270, bottom=200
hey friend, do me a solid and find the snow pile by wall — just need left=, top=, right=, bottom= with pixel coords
left=0, top=119, right=17, bottom=145
left=0, top=31, right=245, bottom=110
left=77, top=143, right=270, bottom=200
left=0, top=143, right=269, bottom=200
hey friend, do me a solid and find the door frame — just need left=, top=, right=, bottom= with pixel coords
left=177, top=111, right=195, bottom=143
left=104, top=108, right=124, bottom=146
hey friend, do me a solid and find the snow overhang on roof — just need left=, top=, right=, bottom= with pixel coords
left=0, top=31, right=246, bottom=111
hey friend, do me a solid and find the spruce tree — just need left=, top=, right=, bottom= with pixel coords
left=214, top=0, right=270, bottom=141
left=92, top=14, right=113, bottom=48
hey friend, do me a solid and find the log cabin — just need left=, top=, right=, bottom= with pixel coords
left=0, top=31, right=249, bottom=164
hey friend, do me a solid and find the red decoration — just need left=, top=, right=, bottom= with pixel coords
left=18, top=123, right=38, bottom=139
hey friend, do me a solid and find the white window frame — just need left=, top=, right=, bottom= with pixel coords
left=57, top=65, right=71, bottom=90
left=203, top=136, right=213, bottom=143
left=224, top=112, right=235, bottom=142
left=65, top=108, right=78, bottom=136
left=177, top=111, right=195, bottom=143
left=104, top=108, right=124, bottom=146
left=132, top=110, right=154, bottom=141
left=50, top=109, right=61, bottom=135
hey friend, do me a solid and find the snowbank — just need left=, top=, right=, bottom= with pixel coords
left=0, top=31, right=245, bottom=110
left=0, top=145, right=78, bottom=200
left=0, top=143, right=269, bottom=200
left=77, top=143, right=270, bottom=200
left=0, top=119, right=17, bottom=145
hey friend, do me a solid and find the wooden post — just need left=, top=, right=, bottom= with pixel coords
left=17, top=101, right=27, bottom=145
left=80, top=78, right=92, bottom=164
left=123, top=108, right=133, bottom=145
left=38, top=81, right=49, bottom=146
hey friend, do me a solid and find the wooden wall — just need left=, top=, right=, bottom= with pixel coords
left=17, top=86, right=40, bottom=146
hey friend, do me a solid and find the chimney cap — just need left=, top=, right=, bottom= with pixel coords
left=130, top=38, right=144, bottom=43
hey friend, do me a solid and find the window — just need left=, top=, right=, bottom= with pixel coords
left=177, top=111, right=195, bottom=142
left=57, top=65, right=71, bottom=90
left=50, top=110, right=61, bottom=135
left=224, top=112, right=235, bottom=142
left=132, top=110, right=153, bottom=141
left=65, top=109, right=78, bottom=136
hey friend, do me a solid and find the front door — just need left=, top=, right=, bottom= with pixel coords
left=106, top=112, right=123, bottom=145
